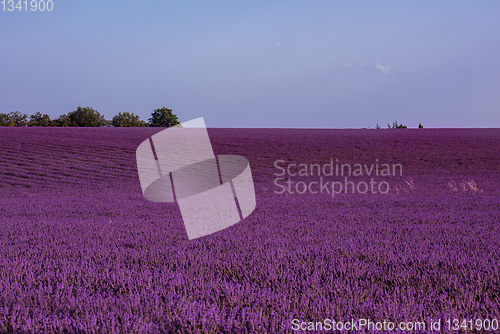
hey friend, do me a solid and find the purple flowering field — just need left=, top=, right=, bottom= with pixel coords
left=0, top=127, right=499, bottom=333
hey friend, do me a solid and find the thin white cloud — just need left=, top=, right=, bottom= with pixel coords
left=274, top=35, right=285, bottom=49
left=375, top=63, right=390, bottom=74
left=342, top=61, right=391, bottom=74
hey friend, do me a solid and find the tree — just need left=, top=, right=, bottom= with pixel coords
left=0, top=113, right=14, bottom=126
left=11, top=111, right=29, bottom=126
left=66, top=106, right=107, bottom=127
left=148, top=107, right=180, bottom=127
left=0, top=111, right=29, bottom=126
left=388, top=120, right=407, bottom=129
left=54, top=114, right=71, bottom=127
left=111, top=112, right=146, bottom=127
left=29, top=112, right=53, bottom=127
left=418, top=123, right=424, bottom=128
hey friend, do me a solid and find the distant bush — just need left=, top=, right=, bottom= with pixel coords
left=66, top=106, right=107, bottom=127
left=149, top=107, right=180, bottom=127
left=52, top=114, right=70, bottom=127
left=419, top=123, right=424, bottom=128
left=11, top=111, right=28, bottom=126
left=0, top=113, right=14, bottom=126
left=111, top=112, right=146, bottom=127
left=29, top=112, right=54, bottom=127
left=387, top=121, right=407, bottom=129
left=0, top=111, right=28, bottom=126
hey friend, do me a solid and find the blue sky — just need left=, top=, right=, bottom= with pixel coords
left=1, top=1, right=499, bottom=128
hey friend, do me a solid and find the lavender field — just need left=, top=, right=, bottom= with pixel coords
left=0, top=127, right=499, bottom=333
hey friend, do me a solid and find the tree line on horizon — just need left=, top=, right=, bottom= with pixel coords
left=365, top=121, right=424, bottom=129
left=0, top=107, right=180, bottom=127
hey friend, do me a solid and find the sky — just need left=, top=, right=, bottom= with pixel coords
left=1, top=1, right=499, bottom=128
